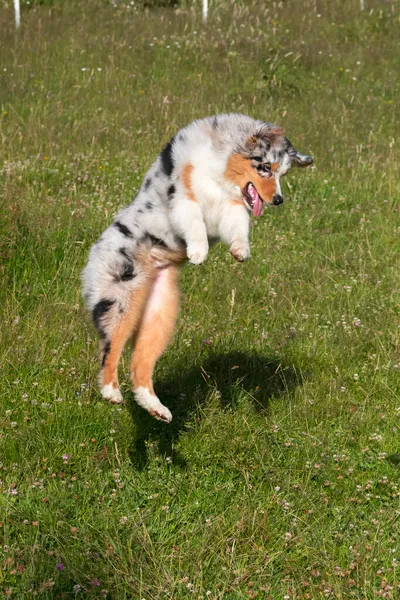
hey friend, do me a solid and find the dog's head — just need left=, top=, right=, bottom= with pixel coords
left=225, top=123, right=313, bottom=216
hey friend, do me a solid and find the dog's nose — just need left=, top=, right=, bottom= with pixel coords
left=272, top=194, right=283, bottom=206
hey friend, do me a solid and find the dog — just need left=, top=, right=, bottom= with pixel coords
left=81, top=113, right=313, bottom=422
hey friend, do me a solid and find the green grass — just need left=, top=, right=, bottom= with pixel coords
left=1, top=0, right=400, bottom=598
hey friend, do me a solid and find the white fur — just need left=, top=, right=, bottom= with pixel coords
left=81, top=114, right=294, bottom=311
left=169, top=198, right=209, bottom=265
left=81, top=114, right=312, bottom=422
left=134, top=387, right=172, bottom=423
left=143, top=268, right=169, bottom=321
left=101, top=383, right=124, bottom=404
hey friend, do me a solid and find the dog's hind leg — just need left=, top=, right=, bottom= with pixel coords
left=130, top=265, right=180, bottom=423
left=94, top=279, right=153, bottom=404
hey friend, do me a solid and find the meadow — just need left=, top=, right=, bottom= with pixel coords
left=0, top=0, right=399, bottom=597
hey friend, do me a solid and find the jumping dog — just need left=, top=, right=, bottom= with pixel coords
left=81, top=113, right=313, bottom=422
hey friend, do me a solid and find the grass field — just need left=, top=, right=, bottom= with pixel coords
left=1, top=0, right=400, bottom=597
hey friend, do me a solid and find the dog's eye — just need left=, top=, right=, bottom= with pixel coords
left=261, top=163, right=271, bottom=173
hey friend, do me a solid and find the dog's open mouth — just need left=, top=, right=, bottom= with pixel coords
left=243, top=182, right=264, bottom=217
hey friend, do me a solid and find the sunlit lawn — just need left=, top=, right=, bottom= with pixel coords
left=0, top=0, right=399, bottom=598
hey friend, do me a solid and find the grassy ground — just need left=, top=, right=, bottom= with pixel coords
left=1, top=0, right=400, bottom=597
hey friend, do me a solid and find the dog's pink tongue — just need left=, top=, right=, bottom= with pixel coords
left=253, top=195, right=263, bottom=217
left=248, top=184, right=263, bottom=217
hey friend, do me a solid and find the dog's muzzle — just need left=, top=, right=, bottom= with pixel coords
left=272, top=194, right=284, bottom=206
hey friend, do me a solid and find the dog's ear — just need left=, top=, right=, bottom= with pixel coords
left=255, top=124, right=285, bottom=145
left=285, top=138, right=313, bottom=167
left=242, top=124, right=284, bottom=156
left=291, top=151, right=314, bottom=168
left=244, top=135, right=258, bottom=152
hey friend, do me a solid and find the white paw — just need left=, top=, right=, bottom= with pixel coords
left=134, top=386, right=172, bottom=423
left=101, top=383, right=124, bottom=404
left=187, top=244, right=208, bottom=265
left=230, top=242, right=251, bottom=262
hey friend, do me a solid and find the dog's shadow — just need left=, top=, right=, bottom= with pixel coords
left=126, top=351, right=305, bottom=469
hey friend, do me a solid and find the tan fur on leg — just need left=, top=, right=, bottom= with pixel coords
left=100, top=279, right=153, bottom=404
left=137, top=244, right=187, bottom=269
left=130, top=266, right=181, bottom=422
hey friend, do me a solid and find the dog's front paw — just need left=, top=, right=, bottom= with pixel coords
left=230, top=242, right=251, bottom=262
left=187, top=244, right=208, bottom=265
